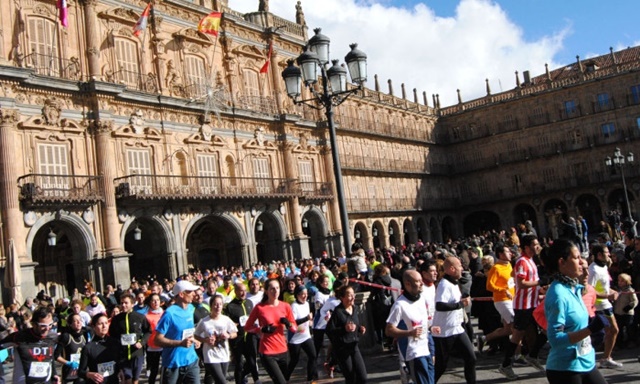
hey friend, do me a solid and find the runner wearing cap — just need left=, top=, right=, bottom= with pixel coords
left=154, top=280, right=202, bottom=384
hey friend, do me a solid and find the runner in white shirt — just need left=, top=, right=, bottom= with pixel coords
left=285, top=285, right=318, bottom=382
left=194, top=295, right=238, bottom=384
left=386, top=270, right=440, bottom=384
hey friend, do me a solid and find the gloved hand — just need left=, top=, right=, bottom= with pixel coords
left=279, top=317, right=292, bottom=328
left=587, top=314, right=610, bottom=334
left=65, top=361, right=79, bottom=370
left=261, top=324, right=276, bottom=334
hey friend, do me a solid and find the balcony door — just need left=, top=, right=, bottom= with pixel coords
left=38, top=143, right=69, bottom=197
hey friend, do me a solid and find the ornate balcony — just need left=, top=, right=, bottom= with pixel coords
left=298, top=182, right=333, bottom=202
left=18, top=174, right=104, bottom=208
left=114, top=174, right=298, bottom=202
left=22, top=53, right=83, bottom=81
left=106, top=68, right=158, bottom=93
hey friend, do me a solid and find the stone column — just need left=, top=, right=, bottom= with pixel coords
left=282, top=142, right=302, bottom=236
left=92, top=120, right=123, bottom=254
left=81, top=0, right=101, bottom=79
left=0, top=109, right=26, bottom=257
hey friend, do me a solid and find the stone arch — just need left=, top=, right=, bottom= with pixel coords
left=186, top=212, right=248, bottom=270
left=463, top=211, right=501, bottom=237
left=402, top=218, right=413, bottom=245
left=123, top=214, right=176, bottom=280
left=255, top=209, right=287, bottom=264
left=415, top=217, right=428, bottom=243
left=27, top=211, right=97, bottom=299
left=442, top=216, right=456, bottom=242
left=574, top=194, right=603, bottom=235
left=513, top=203, right=538, bottom=230
left=301, top=206, right=329, bottom=259
left=353, top=221, right=367, bottom=245
left=387, top=219, right=400, bottom=248
left=543, top=198, right=568, bottom=239
left=371, top=220, right=384, bottom=249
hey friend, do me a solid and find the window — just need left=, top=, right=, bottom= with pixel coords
left=127, top=149, right=152, bottom=194
left=114, top=38, right=140, bottom=87
left=513, top=174, right=522, bottom=192
left=631, top=85, right=640, bottom=104
left=542, top=168, right=556, bottom=184
left=243, top=69, right=260, bottom=98
left=601, top=123, right=615, bottom=138
left=38, top=143, right=68, bottom=197
left=564, top=100, right=577, bottom=117
left=252, top=157, right=270, bottom=193
left=298, top=160, right=314, bottom=192
left=597, top=93, right=610, bottom=110
left=27, top=17, right=59, bottom=76
left=184, top=55, right=207, bottom=96
left=570, top=129, right=582, bottom=144
left=636, top=117, right=640, bottom=129
left=350, top=184, right=360, bottom=210
left=197, top=154, right=219, bottom=194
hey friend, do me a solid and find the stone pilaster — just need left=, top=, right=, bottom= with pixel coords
left=0, top=109, right=25, bottom=256
left=321, top=146, right=342, bottom=235
left=81, top=0, right=101, bottom=79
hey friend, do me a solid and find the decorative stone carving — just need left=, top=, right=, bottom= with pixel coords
left=296, top=1, right=306, bottom=26
left=255, top=127, right=265, bottom=146
left=42, top=98, right=62, bottom=126
left=92, top=120, right=113, bottom=134
left=130, top=110, right=144, bottom=134
left=0, top=108, right=19, bottom=125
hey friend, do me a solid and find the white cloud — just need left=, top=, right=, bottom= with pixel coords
left=228, top=0, right=568, bottom=106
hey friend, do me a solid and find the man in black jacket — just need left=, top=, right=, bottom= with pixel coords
left=225, top=282, right=260, bottom=384
left=108, top=293, right=151, bottom=384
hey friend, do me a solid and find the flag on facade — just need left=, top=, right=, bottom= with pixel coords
left=260, top=41, right=273, bottom=74
left=57, top=0, right=68, bottom=28
left=198, top=12, right=222, bottom=36
left=133, top=2, right=153, bottom=37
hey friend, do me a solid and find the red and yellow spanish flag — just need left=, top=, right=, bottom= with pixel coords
left=198, top=11, right=222, bottom=36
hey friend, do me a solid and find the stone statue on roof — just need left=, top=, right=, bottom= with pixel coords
left=296, top=1, right=306, bottom=26
left=259, top=0, right=269, bottom=12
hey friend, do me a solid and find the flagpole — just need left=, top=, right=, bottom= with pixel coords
left=139, top=20, right=149, bottom=91
left=51, top=2, right=61, bottom=77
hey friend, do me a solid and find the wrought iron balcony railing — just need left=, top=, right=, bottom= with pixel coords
left=23, top=53, right=83, bottom=80
left=298, top=182, right=333, bottom=201
left=17, top=174, right=104, bottom=206
left=109, top=68, right=158, bottom=93
left=114, top=174, right=298, bottom=200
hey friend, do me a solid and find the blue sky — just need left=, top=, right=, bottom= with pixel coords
left=229, top=0, right=640, bottom=105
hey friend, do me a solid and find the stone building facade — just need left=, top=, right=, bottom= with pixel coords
left=0, top=0, right=637, bottom=301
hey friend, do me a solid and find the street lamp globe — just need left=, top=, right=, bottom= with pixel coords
left=326, top=60, right=347, bottom=93
left=297, top=46, right=320, bottom=85
left=308, top=28, right=330, bottom=65
left=282, top=60, right=302, bottom=98
left=344, top=43, right=367, bottom=85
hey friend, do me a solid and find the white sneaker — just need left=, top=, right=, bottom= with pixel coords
left=598, top=358, right=623, bottom=369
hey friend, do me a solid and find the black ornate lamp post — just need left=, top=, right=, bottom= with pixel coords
left=605, top=147, right=636, bottom=236
left=282, top=28, right=367, bottom=255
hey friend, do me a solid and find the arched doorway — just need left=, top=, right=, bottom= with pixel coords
left=513, top=203, right=538, bottom=230
left=371, top=221, right=383, bottom=250
left=388, top=220, right=400, bottom=248
left=125, top=217, right=171, bottom=280
left=353, top=222, right=367, bottom=248
left=255, top=212, right=285, bottom=264
left=416, top=217, right=427, bottom=243
left=402, top=219, right=413, bottom=245
left=575, top=194, right=602, bottom=236
left=302, top=209, right=329, bottom=259
left=442, top=217, right=455, bottom=242
left=463, top=211, right=501, bottom=237
left=607, top=188, right=636, bottom=221
left=429, top=217, right=440, bottom=243
left=187, top=214, right=245, bottom=269
left=31, top=216, right=94, bottom=299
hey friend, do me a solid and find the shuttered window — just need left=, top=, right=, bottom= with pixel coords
left=298, top=160, right=313, bottom=192
left=27, top=17, right=59, bottom=76
left=253, top=157, right=270, bottom=193
left=243, top=69, right=260, bottom=97
left=184, top=55, right=207, bottom=96
left=197, top=154, right=220, bottom=194
left=114, top=38, right=139, bottom=87
left=38, top=143, right=68, bottom=196
left=127, top=149, right=152, bottom=194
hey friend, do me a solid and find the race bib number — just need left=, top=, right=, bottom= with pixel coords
left=28, top=362, right=50, bottom=378
left=577, top=336, right=592, bottom=356
left=121, top=333, right=137, bottom=346
left=182, top=328, right=195, bottom=340
left=97, top=361, right=115, bottom=377
left=70, top=353, right=81, bottom=363
left=239, top=315, right=248, bottom=327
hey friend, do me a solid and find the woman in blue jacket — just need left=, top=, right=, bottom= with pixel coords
left=542, top=239, right=608, bottom=384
